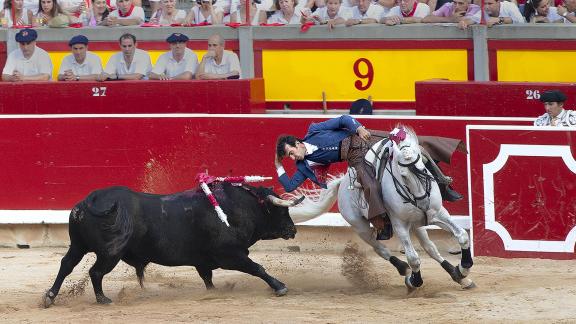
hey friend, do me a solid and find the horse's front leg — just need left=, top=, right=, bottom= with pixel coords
left=392, top=220, right=422, bottom=291
left=426, top=207, right=475, bottom=289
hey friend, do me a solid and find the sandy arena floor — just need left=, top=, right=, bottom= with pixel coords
left=1, top=230, right=575, bottom=323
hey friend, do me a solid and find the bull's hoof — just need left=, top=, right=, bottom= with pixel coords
left=43, top=291, right=55, bottom=308
left=96, top=295, right=112, bottom=304
left=274, top=287, right=288, bottom=297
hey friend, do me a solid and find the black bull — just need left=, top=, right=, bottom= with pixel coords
left=44, top=183, right=303, bottom=307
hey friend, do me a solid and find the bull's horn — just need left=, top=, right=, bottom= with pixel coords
left=267, top=195, right=305, bottom=207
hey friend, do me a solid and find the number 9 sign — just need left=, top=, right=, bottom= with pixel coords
left=353, top=58, right=374, bottom=91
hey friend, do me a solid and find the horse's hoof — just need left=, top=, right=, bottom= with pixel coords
left=460, top=278, right=476, bottom=290
left=275, top=287, right=288, bottom=297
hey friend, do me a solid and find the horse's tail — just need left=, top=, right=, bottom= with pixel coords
left=84, top=187, right=135, bottom=256
left=285, top=175, right=343, bottom=224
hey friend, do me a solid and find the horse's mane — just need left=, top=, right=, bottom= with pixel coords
left=281, top=174, right=343, bottom=224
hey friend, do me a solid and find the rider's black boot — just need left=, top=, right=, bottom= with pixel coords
left=424, top=160, right=463, bottom=202
left=375, top=215, right=393, bottom=240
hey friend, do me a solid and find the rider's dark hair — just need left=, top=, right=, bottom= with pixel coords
left=276, top=135, right=301, bottom=159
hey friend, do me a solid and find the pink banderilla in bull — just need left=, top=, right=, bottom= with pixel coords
left=196, top=173, right=272, bottom=227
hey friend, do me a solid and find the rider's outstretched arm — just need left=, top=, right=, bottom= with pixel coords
left=307, top=115, right=363, bottom=134
left=277, top=168, right=308, bottom=192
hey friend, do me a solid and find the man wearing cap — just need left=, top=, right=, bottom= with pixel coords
left=149, top=33, right=198, bottom=80
left=58, top=35, right=103, bottom=82
left=196, top=34, right=241, bottom=80
left=2, top=29, right=52, bottom=82
left=99, top=33, right=152, bottom=81
left=534, top=90, right=576, bottom=127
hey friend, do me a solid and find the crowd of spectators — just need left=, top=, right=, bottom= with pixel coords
left=0, top=0, right=575, bottom=29
left=1, top=28, right=241, bottom=81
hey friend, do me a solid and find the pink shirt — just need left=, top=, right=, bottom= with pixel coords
left=433, top=3, right=481, bottom=23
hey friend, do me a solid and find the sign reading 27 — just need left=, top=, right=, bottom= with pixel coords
left=353, top=58, right=374, bottom=91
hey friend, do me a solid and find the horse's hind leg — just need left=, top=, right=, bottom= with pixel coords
left=44, top=244, right=86, bottom=308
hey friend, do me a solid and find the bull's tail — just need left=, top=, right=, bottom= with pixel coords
left=84, top=188, right=134, bottom=256
left=285, top=175, right=343, bottom=224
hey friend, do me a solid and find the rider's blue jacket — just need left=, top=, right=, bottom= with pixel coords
left=278, top=115, right=363, bottom=192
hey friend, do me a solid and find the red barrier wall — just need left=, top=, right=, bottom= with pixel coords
left=0, top=79, right=265, bottom=114
left=0, top=115, right=532, bottom=216
left=468, top=125, right=576, bottom=260
left=415, top=80, right=576, bottom=117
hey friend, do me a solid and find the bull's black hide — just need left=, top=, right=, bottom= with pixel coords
left=44, top=183, right=297, bottom=307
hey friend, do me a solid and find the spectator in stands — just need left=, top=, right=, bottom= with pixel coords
left=484, top=0, right=525, bottom=26
left=33, top=0, right=67, bottom=27
left=381, top=0, right=430, bottom=25
left=58, top=35, right=103, bottom=82
left=1, top=0, right=33, bottom=27
left=557, top=0, right=576, bottom=22
left=229, top=0, right=267, bottom=25
left=197, top=34, right=241, bottom=80
left=534, top=90, right=576, bottom=126
left=99, top=33, right=151, bottom=81
left=186, top=0, right=223, bottom=24
left=345, top=0, right=383, bottom=26
left=149, top=33, right=198, bottom=80
left=421, top=0, right=480, bottom=29
left=103, top=0, right=144, bottom=26
left=301, top=0, right=352, bottom=29
left=58, top=0, right=86, bottom=18
left=84, top=0, right=110, bottom=25
left=2, top=29, right=52, bottom=82
left=375, top=0, right=395, bottom=15
left=267, top=0, right=301, bottom=24
left=523, top=0, right=563, bottom=22
left=150, top=0, right=186, bottom=24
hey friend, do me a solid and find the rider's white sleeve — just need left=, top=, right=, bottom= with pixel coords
left=276, top=166, right=286, bottom=177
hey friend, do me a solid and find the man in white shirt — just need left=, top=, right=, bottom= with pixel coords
left=534, top=90, right=576, bottom=127
left=104, top=0, right=145, bottom=26
left=345, top=0, right=384, bottom=25
left=2, top=28, right=52, bottom=82
left=100, top=33, right=152, bottom=81
left=484, top=0, right=525, bottom=26
left=196, top=34, right=241, bottom=80
left=58, top=35, right=103, bottom=82
left=149, top=33, right=199, bottom=80
left=382, top=0, right=430, bottom=25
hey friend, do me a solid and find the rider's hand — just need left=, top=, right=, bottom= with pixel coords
left=357, top=126, right=371, bottom=142
left=274, top=154, right=282, bottom=168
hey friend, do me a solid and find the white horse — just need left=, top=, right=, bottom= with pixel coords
left=288, top=125, right=474, bottom=291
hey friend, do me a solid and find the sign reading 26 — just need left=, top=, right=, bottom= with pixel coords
left=353, top=58, right=374, bottom=91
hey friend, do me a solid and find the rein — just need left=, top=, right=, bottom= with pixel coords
left=386, top=148, right=435, bottom=211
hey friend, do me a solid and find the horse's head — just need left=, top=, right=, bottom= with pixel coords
left=390, top=125, right=424, bottom=170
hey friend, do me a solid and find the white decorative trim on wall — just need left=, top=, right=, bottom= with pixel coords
left=0, top=210, right=471, bottom=229
left=483, top=144, right=576, bottom=253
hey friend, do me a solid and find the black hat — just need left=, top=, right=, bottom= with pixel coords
left=166, top=33, right=189, bottom=43
left=349, top=99, right=373, bottom=115
left=540, top=90, right=567, bottom=103
left=68, top=35, right=89, bottom=47
left=15, top=28, right=38, bottom=43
